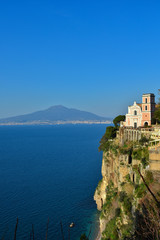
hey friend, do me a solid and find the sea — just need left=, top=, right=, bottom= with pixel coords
left=0, top=124, right=108, bottom=240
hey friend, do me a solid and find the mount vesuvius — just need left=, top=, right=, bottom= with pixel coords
left=0, top=105, right=112, bottom=125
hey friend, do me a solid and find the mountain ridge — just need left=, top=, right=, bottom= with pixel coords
left=0, top=105, right=112, bottom=124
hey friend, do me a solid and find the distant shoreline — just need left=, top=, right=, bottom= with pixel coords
left=0, top=121, right=112, bottom=126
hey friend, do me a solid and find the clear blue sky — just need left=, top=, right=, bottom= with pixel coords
left=0, top=0, right=160, bottom=118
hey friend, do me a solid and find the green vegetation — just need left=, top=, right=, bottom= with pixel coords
left=105, top=181, right=118, bottom=202
left=139, top=135, right=149, bottom=145
left=99, top=115, right=125, bottom=151
left=113, top=115, right=125, bottom=128
left=101, top=190, right=134, bottom=240
left=119, top=191, right=127, bottom=202
left=119, top=142, right=133, bottom=155
left=122, top=195, right=132, bottom=214
left=134, top=170, right=153, bottom=198
left=102, top=217, right=118, bottom=240
left=100, top=181, right=118, bottom=219
left=153, top=104, right=160, bottom=124
left=153, top=93, right=160, bottom=123
left=132, top=146, right=149, bottom=168
left=125, top=174, right=133, bottom=184
left=132, top=148, right=142, bottom=160
left=118, top=140, right=149, bottom=168
left=119, top=191, right=132, bottom=214
left=135, top=183, right=146, bottom=198
left=99, top=126, right=116, bottom=151
left=115, top=207, right=121, bottom=217
left=141, top=147, right=149, bottom=167
left=109, top=143, right=119, bottom=156
left=97, top=113, right=157, bottom=239
left=120, top=224, right=133, bottom=240
left=133, top=168, right=140, bottom=184
left=145, top=170, right=154, bottom=184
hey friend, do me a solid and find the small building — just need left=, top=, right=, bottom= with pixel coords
left=123, top=93, right=155, bottom=128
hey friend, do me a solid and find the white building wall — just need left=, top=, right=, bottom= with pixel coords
left=124, top=102, right=142, bottom=128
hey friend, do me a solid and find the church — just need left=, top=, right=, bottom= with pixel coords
left=123, top=93, right=156, bottom=128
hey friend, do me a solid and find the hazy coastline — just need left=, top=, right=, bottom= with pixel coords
left=0, top=120, right=111, bottom=126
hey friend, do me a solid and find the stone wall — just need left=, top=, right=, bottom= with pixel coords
left=149, top=149, right=160, bottom=171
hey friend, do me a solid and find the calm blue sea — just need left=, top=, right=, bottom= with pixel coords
left=0, top=125, right=107, bottom=240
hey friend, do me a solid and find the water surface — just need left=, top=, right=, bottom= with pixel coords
left=0, top=125, right=107, bottom=239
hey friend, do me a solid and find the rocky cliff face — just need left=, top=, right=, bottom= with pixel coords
left=94, top=134, right=160, bottom=240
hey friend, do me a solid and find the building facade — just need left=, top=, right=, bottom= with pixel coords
left=123, top=93, right=155, bottom=128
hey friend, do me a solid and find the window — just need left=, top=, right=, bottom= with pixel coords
left=145, top=106, right=147, bottom=111
left=134, top=110, right=137, bottom=115
left=145, top=98, right=147, bottom=103
left=134, top=122, right=137, bottom=128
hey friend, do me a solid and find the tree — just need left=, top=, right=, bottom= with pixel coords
left=158, top=89, right=160, bottom=104
left=136, top=199, right=160, bottom=240
left=113, top=115, right=125, bottom=127
left=153, top=105, right=160, bottom=124
left=105, top=126, right=117, bottom=139
left=153, top=90, right=160, bottom=124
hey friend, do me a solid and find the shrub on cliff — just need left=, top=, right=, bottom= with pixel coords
left=119, top=191, right=132, bottom=214
left=132, top=147, right=149, bottom=167
left=99, top=114, right=126, bottom=151
left=102, top=217, right=118, bottom=240
left=139, top=135, right=149, bottom=145
left=135, top=183, right=146, bottom=198
left=145, top=170, right=153, bottom=184
left=99, top=126, right=117, bottom=151
left=119, top=142, right=133, bottom=155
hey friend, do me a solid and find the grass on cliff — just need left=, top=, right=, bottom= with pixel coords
left=119, top=191, right=132, bottom=215
left=132, top=146, right=149, bottom=168
left=101, top=189, right=134, bottom=240
left=100, top=181, right=118, bottom=219
left=99, top=126, right=117, bottom=152
left=101, top=217, right=118, bottom=240
left=95, top=179, right=102, bottom=195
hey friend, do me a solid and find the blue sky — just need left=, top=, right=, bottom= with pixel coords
left=0, top=0, right=160, bottom=118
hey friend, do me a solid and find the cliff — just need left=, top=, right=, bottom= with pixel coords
left=94, top=129, right=160, bottom=240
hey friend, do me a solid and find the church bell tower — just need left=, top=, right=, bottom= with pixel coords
left=141, top=93, right=155, bottom=126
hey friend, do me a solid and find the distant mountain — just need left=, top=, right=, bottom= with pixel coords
left=0, top=105, right=112, bottom=125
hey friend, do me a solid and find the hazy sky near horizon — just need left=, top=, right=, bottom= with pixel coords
left=0, top=0, right=160, bottom=118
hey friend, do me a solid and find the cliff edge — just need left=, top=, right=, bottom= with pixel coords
left=94, top=127, right=160, bottom=240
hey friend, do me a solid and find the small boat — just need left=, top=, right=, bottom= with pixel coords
left=69, top=222, right=75, bottom=228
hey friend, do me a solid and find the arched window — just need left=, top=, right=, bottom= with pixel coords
left=144, top=122, right=148, bottom=127
left=145, top=106, right=147, bottom=111
left=145, top=98, right=147, bottom=103
left=134, top=110, right=137, bottom=115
